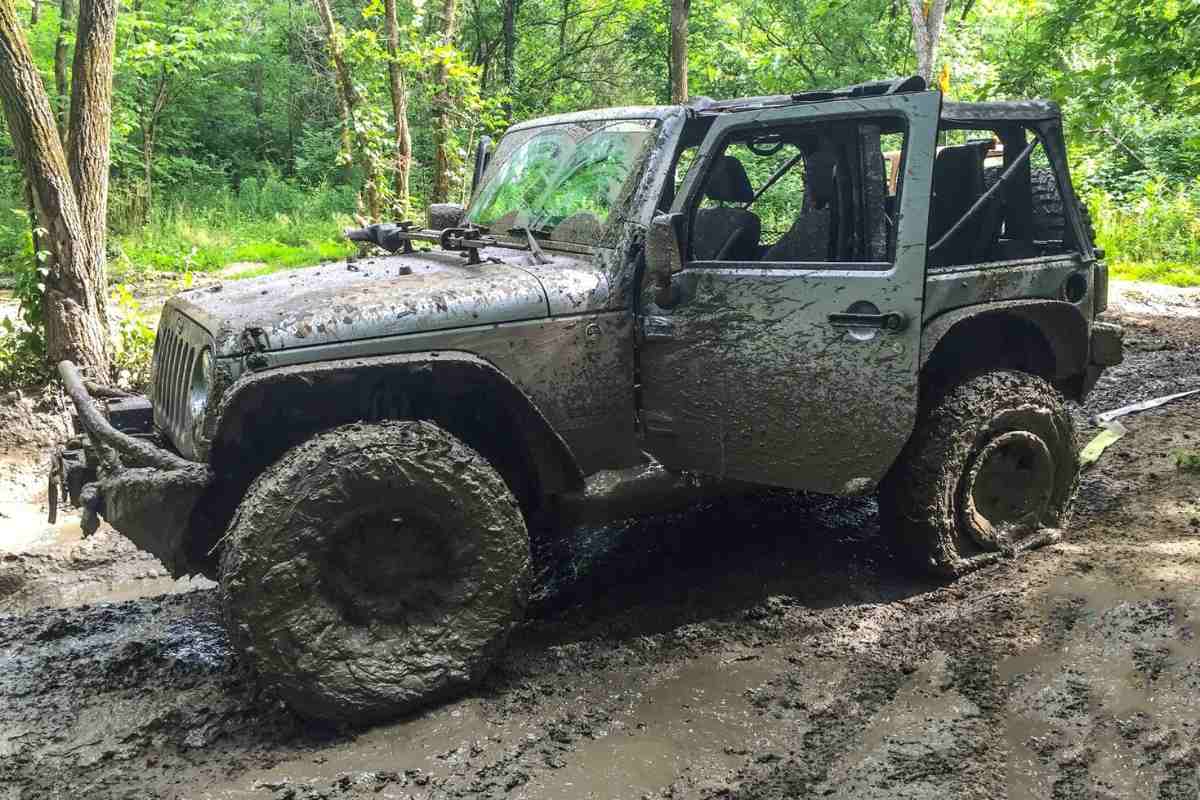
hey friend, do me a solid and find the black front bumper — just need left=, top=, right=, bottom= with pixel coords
left=54, top=361, right=213, bottom=576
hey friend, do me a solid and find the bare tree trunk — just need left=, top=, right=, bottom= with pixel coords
left=0, top=0, right=107, bottom=376
left=311, top=0, right=380, bottom=219
left=383, top=0, right=411, bottom=214
left=137, top=68, right=167, bottom=222
left=501, top=0, right=518, bottom=118
left=668, top=0, right=690, bottom=103
left=430, top=0, right=457, bottom=204
left=142, top=130, right=152, bottom=215
left=66, top=0, right=115, bottom=303
left=53, top=0, right=73, bottom=137
left=907, top=0, right=947, bottom=83
left=29, top=0, right=38, bottom=25
left=252, top=59, right=265, bottom=159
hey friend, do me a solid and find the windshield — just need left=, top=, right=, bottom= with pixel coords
left=465, top=119, right=658, bottom=245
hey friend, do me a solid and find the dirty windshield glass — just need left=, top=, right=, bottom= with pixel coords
left=465, top=119, right=658, bottom=245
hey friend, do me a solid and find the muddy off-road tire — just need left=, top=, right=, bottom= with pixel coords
left=219, top=420, right=530, bottom=724
left=984, top=166, right=1096, bottom=246
left=880, top=371, right=1079, bottom=577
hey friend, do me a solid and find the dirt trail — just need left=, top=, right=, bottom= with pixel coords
left=1, top=283, right=1199, bottom=799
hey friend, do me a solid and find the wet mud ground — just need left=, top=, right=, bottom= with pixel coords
left=2, top=282, right=1200, bottom=799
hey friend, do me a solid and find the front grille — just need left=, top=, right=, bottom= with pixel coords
left=150, top=308, right=208, bottom=455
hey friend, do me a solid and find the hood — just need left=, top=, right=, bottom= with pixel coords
left=169, top=247, right=610, bottom=358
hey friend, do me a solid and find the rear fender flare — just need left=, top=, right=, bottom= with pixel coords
left=921, top=299, right=1089, bottom=381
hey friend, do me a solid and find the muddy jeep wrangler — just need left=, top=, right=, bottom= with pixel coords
left=55, top=76, right=1122, bottom=723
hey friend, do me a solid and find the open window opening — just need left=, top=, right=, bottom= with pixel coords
left=684, top=117, right=907, bottom=267
left=927, top=124, right=1081, bottom=267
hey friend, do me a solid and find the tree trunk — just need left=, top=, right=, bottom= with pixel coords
left=53, top=0, right=73, bottom=138
left=0, top=0, right=107, bottom=377
left=430, top=0, right=457, bottom=205
left=252, top=59, right=265, bottom=159
left=311, top=0, right=380, bottom=219
left=141, top=126, right=152, bottom=218
left=137, top=69, right=168, bottom=222
left=502, top=0, right=518, bottom=86
left=66, top=0, right=115, bottom=304
left=669, top=0, right=690, bottom=103
left=29, top=0, right=38, bottom=25
left=907, top=0, right=947, bottom=83
left=383, top=0, right=411, bottom=215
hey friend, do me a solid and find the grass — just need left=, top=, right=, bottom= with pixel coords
left=0, top=178, right=363, bottom=390
left=1110, top=261, right=1200, bottom=288
left=110, top=183, right=359, bottom=280
left=1090, top=180, right=1200, bottom=273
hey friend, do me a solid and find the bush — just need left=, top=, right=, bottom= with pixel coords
left=1089, top=179, right=1200, bottom=267
left=109, top=283, right=157, bottom=392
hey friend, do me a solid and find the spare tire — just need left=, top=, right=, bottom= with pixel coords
left=984, top=166, right=1095, bottom=247
left=219, top=420, right=530, bottom=724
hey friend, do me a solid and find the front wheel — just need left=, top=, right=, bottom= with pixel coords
left=880, top=370, right=1079, bottom=577
left=219, top=420, right=530, bottom=724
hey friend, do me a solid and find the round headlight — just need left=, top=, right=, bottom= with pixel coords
left=189, top=347, right=212, bottom=419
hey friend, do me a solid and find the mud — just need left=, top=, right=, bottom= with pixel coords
left=1, top=281, right=1199, bottom=798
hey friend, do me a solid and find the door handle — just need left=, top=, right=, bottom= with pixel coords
left=828, top=311, right=908, bottom=331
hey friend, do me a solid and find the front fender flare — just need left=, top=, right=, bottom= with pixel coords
left=209, top=351, right=585, bottom=495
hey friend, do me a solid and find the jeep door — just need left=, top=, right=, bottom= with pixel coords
left=637, top=91, right=940, bottom=494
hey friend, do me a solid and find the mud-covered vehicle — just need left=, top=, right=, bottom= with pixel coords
left=54, top=76, right=1122, bottom=723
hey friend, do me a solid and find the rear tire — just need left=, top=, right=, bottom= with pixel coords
left=219, top=420, right=530, bottom=724
left=880, top=370, right=1079, bottom=577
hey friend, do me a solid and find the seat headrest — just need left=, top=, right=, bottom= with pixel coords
left=705, top=155, right=755, bottom=204
left=933, top=141, right=990, bottom=184
left=805, top=149, right=837, bottom=209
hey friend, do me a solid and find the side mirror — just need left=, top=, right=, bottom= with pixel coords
left=428, top=203, right=466, bottom=230
left=471, top=136, right=493, bottom=197
left=646, top=212, right=686, bottom=307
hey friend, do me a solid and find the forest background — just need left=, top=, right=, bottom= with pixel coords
left=0, top=0, right=1198, bottom=387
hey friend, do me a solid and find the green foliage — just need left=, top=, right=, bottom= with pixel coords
left=109, top=284, right=157, bottom=391
left=1090, top=181, right=1200, bottom=266
left=0, top=322, right=48, bottom=391
left=1176, top=450, right=1200, bottom=474
left=0, top=0, right=1195, bottom=349
left=1110, top=262, right=1200, bottom=288
left=112, top=182, right=358, bottom=275
left=0, top=223, right=50, bottom=390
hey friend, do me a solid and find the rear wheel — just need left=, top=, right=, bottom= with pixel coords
left=880, top=370, right=1079, bottom=577
left=219, top=420, right=530, bottom=724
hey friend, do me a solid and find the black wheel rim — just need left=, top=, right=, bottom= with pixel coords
left=961, top=430, right=1055, bottom=550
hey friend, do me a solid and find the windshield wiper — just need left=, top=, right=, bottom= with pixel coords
left=511, top=226, right=550, bottom=264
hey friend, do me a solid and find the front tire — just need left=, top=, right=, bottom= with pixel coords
left=880, top=370, right=1079, bottom=577
left=219, top=420, right=530, bottom=724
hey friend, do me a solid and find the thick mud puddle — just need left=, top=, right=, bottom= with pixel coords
left=0, top=508, right=213, bottom=614
left=0, top=503, right=82, bottom=551
left=996, top=570, right=1200, bottom=797
left=520, top=652, right=789, bottom=798
left=202, top=648, right=799, bottom=799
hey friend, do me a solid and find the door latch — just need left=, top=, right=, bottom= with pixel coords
left=827, top=311, right=908, bottom=332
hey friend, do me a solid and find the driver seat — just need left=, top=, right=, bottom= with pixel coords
left=692, top=156, right=761, bottom=261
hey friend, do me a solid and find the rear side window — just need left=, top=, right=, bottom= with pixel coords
left=928, top=126, right=1080, bottom=267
